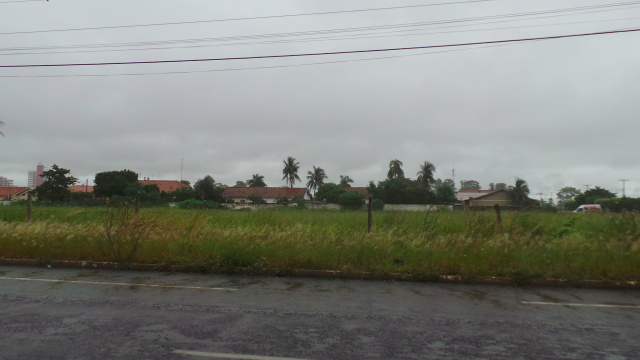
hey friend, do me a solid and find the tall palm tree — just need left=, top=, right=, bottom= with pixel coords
left=339, top=175, right=354, bottom=188
left=508, top=178, right=531, bottom=206
left=282, top=156, right=301, bottom=188
left=416, top=161, right=436, bottom=189
left=246, top=174, right=267, bottom=187
left=306, top=166, right=327, bottom=199
left=387, top=159, right=404, bottom=179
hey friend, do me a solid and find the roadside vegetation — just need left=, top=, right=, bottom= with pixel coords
left=0, top=205, right=638, bottom=283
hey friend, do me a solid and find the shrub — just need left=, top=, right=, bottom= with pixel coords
left=296, top=198, right=307, bottom=209
left=176, top=199, right=218, bottom=209
left=372, top=198, right=384, bottom=211
left=339, top=191, right=365, bottom=210
left=248, top=194, right=267, bottom=204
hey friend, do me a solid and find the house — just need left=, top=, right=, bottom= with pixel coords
left=464, top=190, right=512, bottom=208
left=222, top=187, right=308, bottom=204
left=0, top=186, right=31, bottom=201
left=138, top=180, right=191, bottom=193
left=456, top=189, right=495, bottom=202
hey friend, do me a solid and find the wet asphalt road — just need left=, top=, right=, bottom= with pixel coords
left=0, top=265, right=639, bottom=359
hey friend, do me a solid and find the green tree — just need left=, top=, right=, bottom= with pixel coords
left=168, top=187, right=195, bottom=202
left=507, top=178, right=531, bottom=206
left=34, top=164, right=78, bottom=202
left=282, top=156, right=301, bottom=188
left=339, top=175, right=354, bottom=188
left=246, top=174, right=267, bottom=187
left=94, top=170, right=139, bottom=198
left=460, top=180, right=481, bottom=190
left=495, top=182, right=508, bottom=191
left=416, top=161, right=436, bottom=189
left=193, top=175, right=224, bottom=202
left=234, top=181, right=247, bottom=187
left=374, top=178, right=435, bottom=204
left=306, top=166, right=327, bottom=200
left=443, top=178, right=455, bottom=189
left=435, top=184, right=457, bottom=204
left=315, top=183, right=345, bottom=203
left=180, top=180, right=191, bottom=186
left=574, top=186, right=616, bottom=206
left=556, top=186, right=582, bottom=207
left=387, top=159, right=405, bottom=179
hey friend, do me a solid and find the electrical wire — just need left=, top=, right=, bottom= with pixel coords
left=0, top=42, right=528, bottom=78
left=0, top=0, right=499, bottom=35
left=0, top=28, right=637, bottom=68
left=1, top=2, right=639, bottom=54
left=1, top=16, right=638, bottom=57
left=1, top=0, right=638, bottom=36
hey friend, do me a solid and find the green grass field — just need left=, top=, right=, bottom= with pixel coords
left=1, top=205, right=639, bottom=282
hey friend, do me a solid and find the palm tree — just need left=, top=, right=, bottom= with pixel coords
left=282, top=156, right=301, bottom=188
left=339, top=175, right=354, bottom=188
left=416, top=161, right=436, bottom=189
left=508, top=178, right=531, bottom=206
left=246, top=174, right=267, bottom=187
left=387, top=159, right=404, bottom=179
left=306, top=166, right=327, bottom=199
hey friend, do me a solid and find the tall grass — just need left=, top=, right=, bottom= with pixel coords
left=0, top=205, right=639, bottom=281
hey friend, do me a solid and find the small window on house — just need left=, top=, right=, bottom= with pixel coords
left=240, top=200, right=246, bottom=203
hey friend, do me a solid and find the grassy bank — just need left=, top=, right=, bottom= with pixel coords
left=0, top=205, right=639, bottom=282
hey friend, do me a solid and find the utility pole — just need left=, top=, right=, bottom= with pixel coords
left=583, top=184, right=591, bottom=192
left=618, top=179, right=629, bottom=198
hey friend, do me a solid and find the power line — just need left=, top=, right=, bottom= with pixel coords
left=0, top=42, right=524, bottom=78
left=2, top=2, right=638, bottom=54
left=1, top=1, right=638, bottom=36
left=3, top=15, right=639, bottom=57
left=0, top=0, right=499, bottom=35
left=0, top=0, right=45, bottom=3
left=1, top=28, right=638, bottom=68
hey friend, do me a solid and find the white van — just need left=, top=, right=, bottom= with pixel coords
left=573, top=204, right=603, bottom=213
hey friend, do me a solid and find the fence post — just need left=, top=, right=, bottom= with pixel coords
left=494, top=204, right=502, bottom=225
left=368, top=197, right=373, bottom=233
left=135, top=195, right=141, bottom=219
left=27, top=194, right=32, bottom=222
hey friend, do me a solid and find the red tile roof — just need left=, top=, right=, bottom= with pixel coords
left=0, top=186, right=30, bottom=198
left=345, top=187, right=372, bottom=198
left=69, top=185, right=94, bottom=193
left=139, top=180, right=191, bottom=193
left=223, top=187, right=307, bottom=199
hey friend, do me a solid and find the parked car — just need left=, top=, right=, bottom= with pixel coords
left=573, top=204, right=603, bottom=213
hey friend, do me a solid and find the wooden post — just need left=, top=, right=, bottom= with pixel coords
left=368, top=197, right=373, bottom=233
left=494, top=204, right=502, bottom=225
left=135, top=195, right=141, bottom=219
left=27, top=194, right=32, bottom=222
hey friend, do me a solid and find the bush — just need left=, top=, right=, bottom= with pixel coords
left=176, top=199, right=218, bottom=209
left=248, top=194, right=267, bottom=204
left=338, top=191, right=365, bottom=210
left=372, top=198, right=384, bottom=211
left=296, top=198, right=307, bottom=209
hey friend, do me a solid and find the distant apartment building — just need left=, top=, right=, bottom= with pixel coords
left=28, top=171, right=37, bottom=187
left=0, top=176, right=14, bottom=186
left=28, top=163, right=45, bottom=187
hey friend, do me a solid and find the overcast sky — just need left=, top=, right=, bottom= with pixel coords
left=1, top=0, right=639, bottom=200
